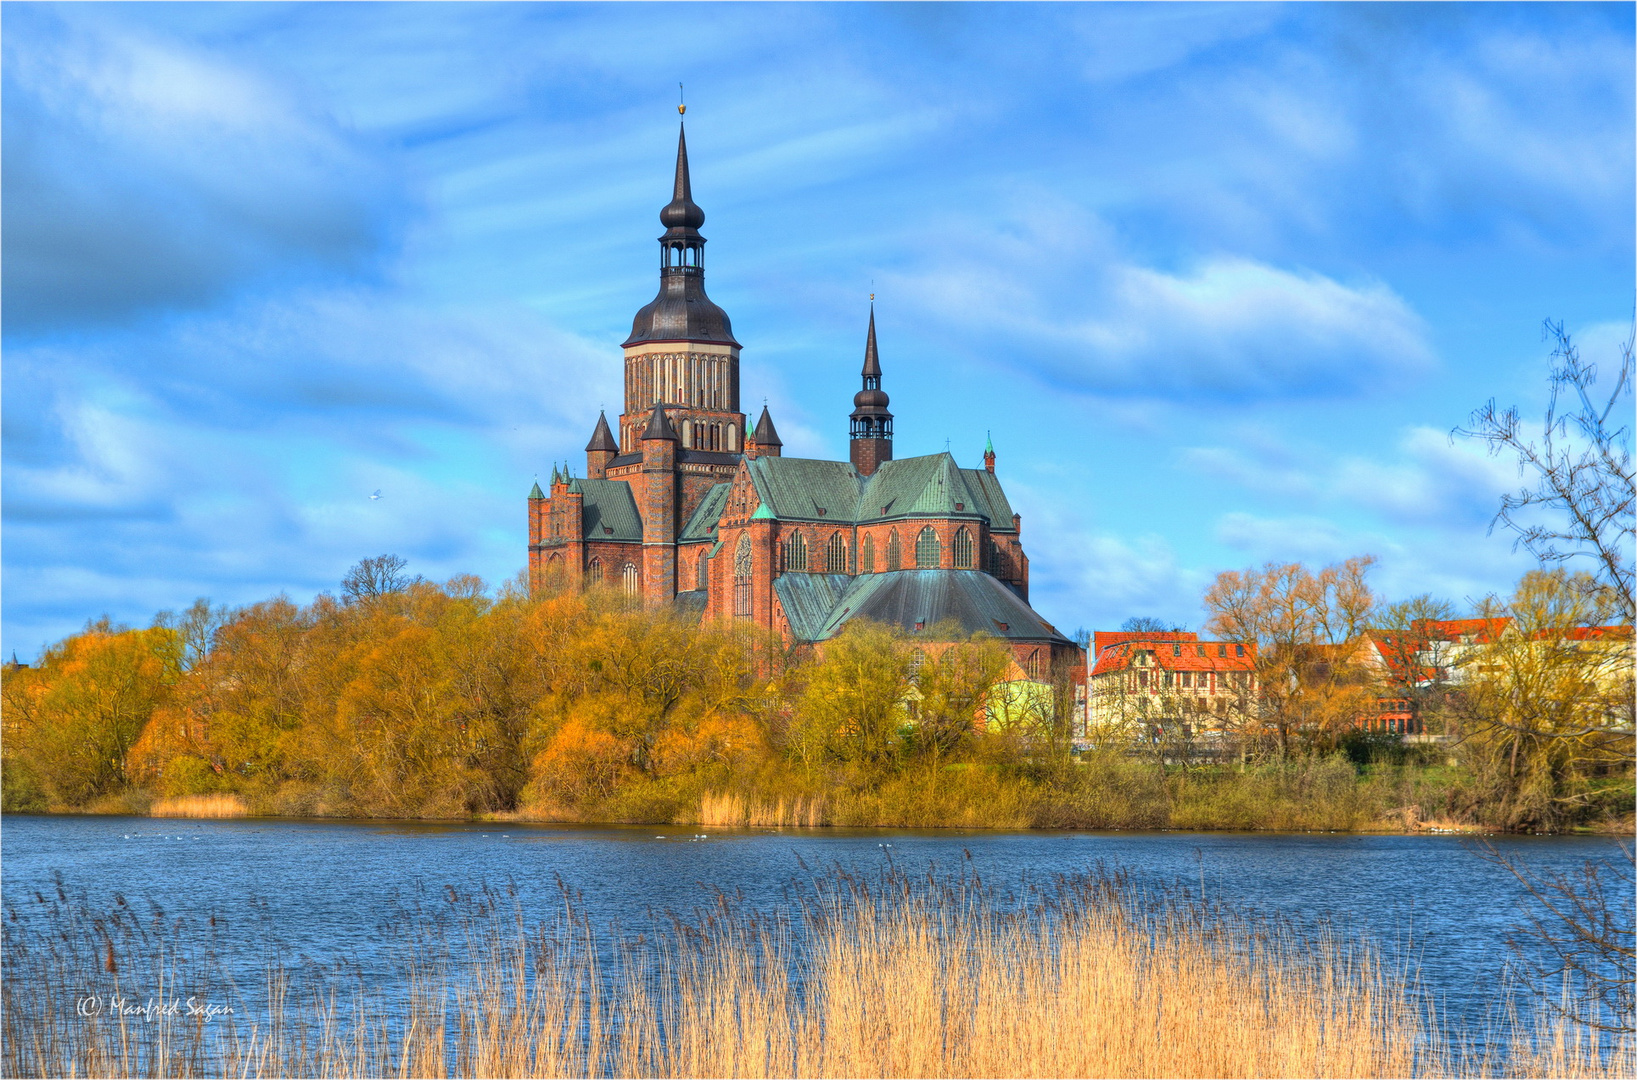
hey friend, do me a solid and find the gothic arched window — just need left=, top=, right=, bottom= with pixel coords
left=588, top=557, right=603, bottom=583
left=861, top=534, right=875, bottom=574
left=915, top=527, right=941, bottom=569
left=953, top=527, right=974, bottom=569
left=621, top=563, right=639, bottom=596
left=783, top=531, right=807, bottom=572
left=988, top=541, right=1002, bottom=576
left=733, top=535, right=753, bottom=618
left=696, top=550, right=709, bottom=591
left=826, top=531, right=847, bottom=573
left=886, top=530, right=901, bottom=571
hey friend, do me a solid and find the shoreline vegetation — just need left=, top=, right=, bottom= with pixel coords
left=4, top=864, right=1628, bottom=1079
left=3, top=566, right=1632, bottom=836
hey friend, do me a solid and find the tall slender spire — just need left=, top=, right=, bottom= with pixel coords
left=850, top=301, right=893, bottom=476
left=862, top=303, right=881, bottom=382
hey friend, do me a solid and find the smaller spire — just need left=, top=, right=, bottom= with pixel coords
left=862, top=302, right=881, bottom=379
left=641, top=402, right=678, bottom=441
left=985, top=431, right=994, bottom=455
left=585, top=410, right=619, bottom=453
left=529, top=480, right=545, bottom=499
left=751, top=405, right=783, bottom=447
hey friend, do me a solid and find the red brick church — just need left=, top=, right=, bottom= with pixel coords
left=529, top=120, right=1080, bottom=675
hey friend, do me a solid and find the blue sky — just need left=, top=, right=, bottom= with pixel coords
left=3, top=1, right=1633, bottom=658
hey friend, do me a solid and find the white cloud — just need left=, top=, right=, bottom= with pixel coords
left=1184, top=424, right=1520, bottom=531
left=2, top=287, right=617, bottom=654
left=1084, top=257, right=1433, bottom=397
left=890, top=195, right=1436, bottom=402
left=2, top=8, right=402, bottom=332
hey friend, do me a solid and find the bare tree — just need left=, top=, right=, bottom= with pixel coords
left=341, top=554, right=421, bottom=605
left=151, top=598, right=229, bottom=671
left=1470, top=839, right=1635, bottom=1036
left=1120, top=616, right=1183, bottom=633
left=1455, top=320, right=1635, bottom=623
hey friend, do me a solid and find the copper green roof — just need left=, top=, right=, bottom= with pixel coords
left=773, top=574, right=854, bottom=642
left=681, top=483, right=731, bottom=541
left=528, top=481, right=545, bottom=499
left=577, top=479, right=642, bottom=541
left=803, top=570, right=1068, bottom=645
left=742, top=452, right=1015, bottom=531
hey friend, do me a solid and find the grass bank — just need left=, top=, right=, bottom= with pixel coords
left=5, top=865, right=1629, bottom=1078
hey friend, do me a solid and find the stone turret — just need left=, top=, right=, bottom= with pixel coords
left=745, top=405, right=782, bottom=460
left=639, top=403, right=678, bottom=605
left=585, top=411, right=619, bottom=478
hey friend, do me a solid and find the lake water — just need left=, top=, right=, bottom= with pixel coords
left=3, top=814, right=1629, bottom=1043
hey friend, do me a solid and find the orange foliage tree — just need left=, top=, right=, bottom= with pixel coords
left=1203, top=557, right=1379, bottom=757
left=3, top=621, right=180, bottom=808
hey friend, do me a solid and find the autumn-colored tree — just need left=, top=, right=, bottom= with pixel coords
left=1451, top=569, right=1635, bottom=830
left=1366, top=594, right=1458, bottom=734
left=910, top=633, right=1010, bottom=761
left=522, top=586, right=776, bottom=811
left=1203, top=557, right=1379, bottom=757
left=789, top=621, right=912, bottom=769
left=130, top=598, right=312, bottom=798
left=2, top=622, right=180, bottom=809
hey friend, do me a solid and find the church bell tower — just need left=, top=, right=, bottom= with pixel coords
left=616, top=112, right=745, bottom=459
left=849, top=303, right=893, bottom=476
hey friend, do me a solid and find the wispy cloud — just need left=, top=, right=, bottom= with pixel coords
left=1, top=7, right=405, bottom=334
left=892, top=196, right=1435, bottom=401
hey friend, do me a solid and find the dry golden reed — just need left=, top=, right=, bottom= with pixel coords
left=695, top=790, right=827, bottom=828
left=149, top=794, right=249, bottom=819
left=4, top=868, right=1631, bottom=1078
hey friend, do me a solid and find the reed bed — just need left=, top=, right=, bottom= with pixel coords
left=148, top=794, right=249, bottom=819
left=695, top=790, right=827, bottom=828
left=3, top=867, right=1630, bottom=1078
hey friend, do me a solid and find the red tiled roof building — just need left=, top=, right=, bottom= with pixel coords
left=1086, top=635, right=1258, bottom=741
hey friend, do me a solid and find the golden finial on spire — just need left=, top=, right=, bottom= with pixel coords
left=678, top=82, right=685, bottom=116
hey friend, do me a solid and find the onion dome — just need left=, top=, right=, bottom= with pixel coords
left=660, top=126, right=706, bottom=230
